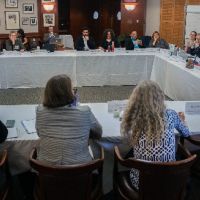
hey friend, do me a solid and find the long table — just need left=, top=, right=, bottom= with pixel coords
left=0, top=101, right=200, bottom=175
left=0, top=49, right=200, bottom=100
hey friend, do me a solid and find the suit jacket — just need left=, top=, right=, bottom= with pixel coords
left=0, top=121, right=8, bottom=143
left=75, top=36, right=96, bottom=51
left=149, top=38, right=169, bottom=49
left=5, top=39, right=24, bottom=51
left=43, top=33, right=58, bottom=44
left=125, top=37, right=143, bottom=50
left=101, top=38, right=119, bottom=50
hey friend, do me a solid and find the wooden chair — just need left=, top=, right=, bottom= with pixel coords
left=113, top=144, right=196, bottom=200
left=29, top=147, right=104, bottom=200
left=0, top=150, right=9, bottom=200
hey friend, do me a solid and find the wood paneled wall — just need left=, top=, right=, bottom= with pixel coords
left=160, top=0, right=200, bottom=48
left=121, top=0, right=146, bottom=38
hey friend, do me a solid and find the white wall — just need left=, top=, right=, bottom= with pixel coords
left=0, top=0, right=38, bottom=34
left=145, top=0, right=160, bottom=36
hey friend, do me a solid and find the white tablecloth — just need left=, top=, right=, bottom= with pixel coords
left=0, top=49, right=200, bottom=100
left=151, top=54, right=200, bottom=100
left=0, top=101, right=200, bottom=175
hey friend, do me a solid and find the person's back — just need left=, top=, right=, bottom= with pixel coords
left=121, top=80, right=190, bottom=189
left=36, top=105, right=101, bottom=165
left=0, top=121, right=8, bottom=143
left=36, top=74, right=102, bottom=165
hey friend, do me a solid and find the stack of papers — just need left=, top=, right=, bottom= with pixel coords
left=21, top=119, right=36, bottom=134
left=7, top=128, right=18, bottom=139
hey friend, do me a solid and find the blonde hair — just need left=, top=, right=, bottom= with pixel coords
left=121, top=80, right=166, bottom=146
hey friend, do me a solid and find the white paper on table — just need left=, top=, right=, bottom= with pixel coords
left=21, top=119, right=36, bottom=134
left=7, top=127, right=18, bottom=139
left=185, top=102, right=200, bottom=115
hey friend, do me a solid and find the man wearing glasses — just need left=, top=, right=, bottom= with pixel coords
left=75, top=27, right=96, bottom=51
left=5, top=31, right=24, bottom=51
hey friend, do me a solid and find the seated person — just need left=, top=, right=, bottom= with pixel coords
left=149, top=31, right=169, bottom=49
left=36, top=74, right=102, bottom=165
left=43, top=26, right=58, bottom=45
left=100, top=29, right=120, bottom=50
left=75, top=27, right=96, bottom=51
left=125, top=31, right=142, bottom=50
left=0, top=121, right=8, bottom=143
left=185, top=31, right=197, bottom=54
left=121, top=80, right=190, bottom=189
left=5, top=31, right=24, bottom=51
left=190, top=33, right=200, bottom=58
left=17, top=29, right=29, bottom=50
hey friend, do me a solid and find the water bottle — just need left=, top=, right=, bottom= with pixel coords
left=72, top=88, right=79, bottom=106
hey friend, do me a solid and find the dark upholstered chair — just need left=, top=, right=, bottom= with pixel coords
left=0, top=150, right=9, bottom=200
left=29, top=147, right=104, bottom=200
left=113, top=144, right=196, bottom=200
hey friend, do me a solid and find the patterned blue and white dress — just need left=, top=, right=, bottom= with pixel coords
left=130, top=109, right=190, bottom=189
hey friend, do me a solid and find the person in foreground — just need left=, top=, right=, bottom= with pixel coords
left=75, top=27, right=96, bottom=51
left=36, top=74, right=102, bottom=165
left=149, top=31, right=169, bottom=49
left=6, top=31, right=24, bottom=51
left=0, top=120, right=8, bottom=143
left=121, top=80, right=190, bottom=190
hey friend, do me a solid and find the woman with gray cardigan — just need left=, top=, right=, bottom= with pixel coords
left=36, top=74, right=102, bottom=165
left=149, top=31, right=169, bottom=49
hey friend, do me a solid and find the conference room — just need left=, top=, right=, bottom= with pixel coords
left=0, top=0, right=200, bottom=200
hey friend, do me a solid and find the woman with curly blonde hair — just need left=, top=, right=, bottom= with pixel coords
left=121, top=80, right=190, bottom=189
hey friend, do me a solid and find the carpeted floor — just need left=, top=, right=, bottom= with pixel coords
left=0, top=86, right=171, bottom=105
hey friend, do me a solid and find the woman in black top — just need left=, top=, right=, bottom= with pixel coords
left=17, top=29, right=29, bottom=50
left=100, top=29, right=119, bottom=50
left=0, top=121, right=8, bottom=143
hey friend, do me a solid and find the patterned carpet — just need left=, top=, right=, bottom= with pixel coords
left=0, top=86, right=171, bottom=105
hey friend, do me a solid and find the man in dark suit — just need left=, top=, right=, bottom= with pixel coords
left=125, top=31, right=142, bottom=50
left=43, top=26, right=58, bottom=45
left=75, top=27, right=96, bottom=51
left=5, top=31, right=24, bottom=51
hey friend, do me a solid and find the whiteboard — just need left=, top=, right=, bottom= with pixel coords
left=185, top=5, right=200, bottom=40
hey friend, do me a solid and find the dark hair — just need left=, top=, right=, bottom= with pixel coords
left=17, top=29, right=25, bottom=38
left=103, top=29, right=115, bottom=40
left=191, top=31, right=197, bottom=36
left=81, top=26, right=90, bottom=32
left=43, top=74, right=74, bottom=108
left=152, top=31, right=160, bottom=39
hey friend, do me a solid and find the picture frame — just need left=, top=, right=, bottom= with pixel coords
left=23, top=3, right=34, bottom=14
left=30, top=17, right=37, bottom=26
left=42, top=0, right=55, bottom=2
left=43, top=13, right=55, bottom=27
left=5, top=0, right=18, bottom=8
left=22, top=17, right=29, bottom=25
left=5, top=11, right=20, bottom=30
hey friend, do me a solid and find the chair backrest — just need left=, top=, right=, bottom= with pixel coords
left=141, top=36, right=151, bottom=48
left=29, top=148, right=104, bottom=200
left=59, top=35, right=74, bottom=49
left=114, top=146, right=196, bottom=200
left=0, top=150, right=9, bottom=200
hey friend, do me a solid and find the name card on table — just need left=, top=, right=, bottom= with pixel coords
left=185, top=102, right=200, bottom=115
left=21, top=119, right=36, bottom=134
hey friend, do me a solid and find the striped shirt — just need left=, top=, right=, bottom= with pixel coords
left=36, top=105, right=102, bottom=165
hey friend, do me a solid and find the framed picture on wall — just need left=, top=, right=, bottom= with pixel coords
left=30, top=17, right=37, bottom=25
left=42, top=0, right=55, bottom=2
left=5, top=0, right=18, bottom=8
left=23, top=3, right=34, bottom=14
left=43, top=13, right=55, bottom=27
left=5, top=11, right=20, bottom=30
left=22, top=17, right=29, bottom=25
